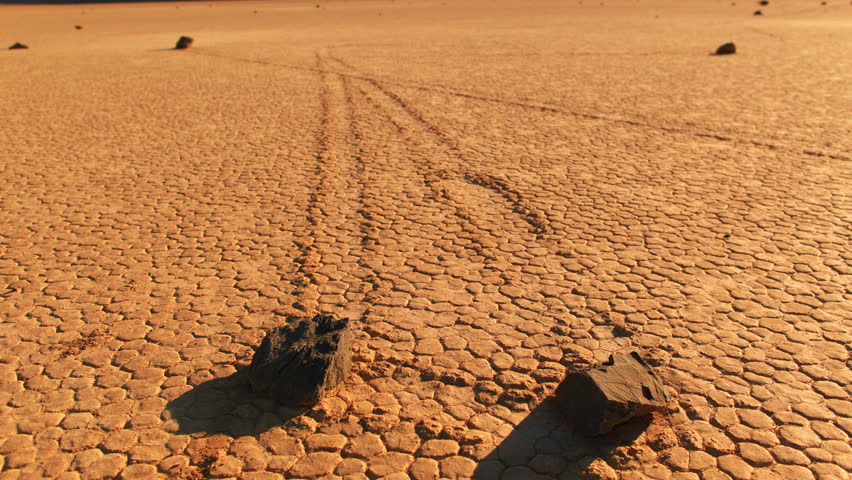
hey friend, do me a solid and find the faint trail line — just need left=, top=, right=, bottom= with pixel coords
left=288, top=52, right=393, bottom=329
left=351, top=78, right=500, bottom=259
left=347, top=60, right=533, bottom=253
left=286, top=56, right=326, bottom=314
left=189, top=49, right=851, bottom=166
left=321, top=52, right=852, bottom=162
left=289, top=54, right=353, bottom=314
left=335, top=71, right=394, bottom=325
left=351, top=72, right=638, bottom=368
left=346, top=70, right=708, bottom=347
left=463, top=172, right=551, bottom=236
left=353, top=73, right=555, bottom=253
left=746, top=27, right=786, bottom=41
left=341, top=63, right=578, bottom=413
left=390, top=83, right=850, bottom=161
left=360, top=75, right=554, bottom=238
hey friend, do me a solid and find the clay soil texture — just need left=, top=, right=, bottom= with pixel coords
left=0, top=0, right=850, bottom=479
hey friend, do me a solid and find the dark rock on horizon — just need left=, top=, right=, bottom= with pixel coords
left=175, top=36, right=193, bottom=50
left=759, top=0, right=769, bottom=5
left=715, top=42, right=736, bottom=55
left=555, top=351, right=669, bottom=436
left=75, top=25, right=83, bottom=30
left=754, top=9, right=763, bottom=14
left=8, top=42, right=28, bottom=50
left=248, top=313, right=353, bottom=407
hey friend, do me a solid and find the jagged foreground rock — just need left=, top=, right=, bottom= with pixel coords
left=249, top=314, right=353, bottom=407
left=555, top=351, right=669, bottom=436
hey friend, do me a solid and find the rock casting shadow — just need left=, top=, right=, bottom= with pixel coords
left=165, top=366, right=306, bottom=437
left=473, top=396, right=652, bottom=479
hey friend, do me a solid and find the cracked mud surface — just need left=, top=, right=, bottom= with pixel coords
left=0, top=0, right=850, bottom=479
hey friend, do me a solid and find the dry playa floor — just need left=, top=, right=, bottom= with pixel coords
left=0, top=0, right=851, bottom=479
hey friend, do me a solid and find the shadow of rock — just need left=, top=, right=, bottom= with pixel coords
left=165, top=366, right=306, bottom=437
left=473, top=396, right=653, bottom=479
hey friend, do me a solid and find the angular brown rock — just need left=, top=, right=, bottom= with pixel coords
left=555, top=351, right=669, bottom=435
left=175, top=36, right=194, bottom=50
left=715, top=42, right=737, bottom=55
left=249, top=314, right=353, bottom=407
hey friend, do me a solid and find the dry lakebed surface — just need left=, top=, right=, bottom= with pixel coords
left=0, top=0, right=850, bottom=479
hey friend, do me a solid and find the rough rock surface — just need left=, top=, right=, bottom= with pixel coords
left=175, top=36, right=193, bottom=49
left=555, top=351, right=669, bottom=436
left=249, top=314, right=353, bottom=407
left=715, top=42, right=737, bottom=55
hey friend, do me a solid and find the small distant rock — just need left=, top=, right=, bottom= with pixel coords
left=8, top=42, right=28, bottom=50
left=714, top=42, right=737, bottom=55
left=759, top=0, right=769, bottom=5
left=555, top=351, right=669, bottom=436
left=175, top=36, right=193, bottom=50
left=754, top=9, right=763, bottom=14
left=249, top=313, right=353, bottom=407
left=75, top=25, right=83, bottom=30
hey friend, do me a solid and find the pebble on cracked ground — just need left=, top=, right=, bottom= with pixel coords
left=0, top=0, right=850, bottom=479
